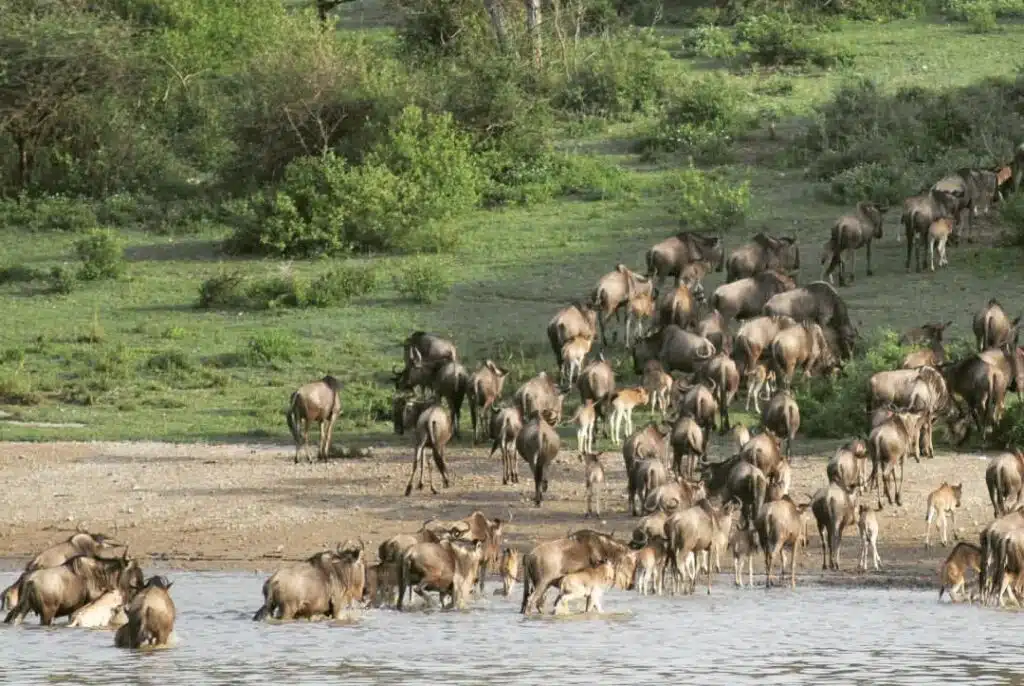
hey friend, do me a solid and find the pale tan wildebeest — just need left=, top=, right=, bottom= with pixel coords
left=286, top=375, right=341, bottom=464
left=4, top=551, right=144, bottom=626
left=820, top=201, right=887, bottom=286
left=767, top=322, right=837, bottom=388
left=253, top=543, right=366, bottom=620
left=547, top=301, right=598, bottom=368
left=514, top=371, right=565, bottom=426
left=114, top=575, right=176, bottom=649
left=811, top=483, right=859, bottom=571
left=827, top=440, right=869, bottom=493
left=68, top=588, right=128, bottom=629
left=645, top=232, right=725, bottom=291
left=734, top=315, right=798, bottom=384
left=468, top=360, right=509, bottom=443
left=488, top=405, right=524, bottom=485
left=392, top=395, right=453, bottom=496
left=516, top=416, right=561, bottom=507
left=987, top=450, right=1024, bottom=518
left=520, top=530, right=630, bottom=614
left=726, top=233, right=800, bottom=283
left=973, top=298, right=1021, bottom=351
left=758, top=496, right=810, bottom=588
left=592, top=264, right=653, bottom=347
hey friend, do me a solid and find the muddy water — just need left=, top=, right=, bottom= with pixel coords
left=0, top=571, right=1020, bottom=685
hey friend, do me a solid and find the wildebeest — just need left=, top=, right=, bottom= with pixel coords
left=711, top=271, right=796, bottom=323
left=973, top=298, right=1021, bottom=351
left=641, top=360, right=673, bottom=416
left=520, top=530, right=630, bottom=614
left=900, top=321, right=951, bottom=347
left=552, top=560, right=616, bottom=614
left=940, top=355, right=1007, bottom=440
left=402, top=331, right=458, bottom=369
left=632, top=325, right=716, bottom=376
left=827, top=440, right=869, bottom=493
left=654, top=281, right=702, bottom=330
left=377, top=521, right=444, bottom=565
left=628, top=457, right=670, bottom=517
left=757, top=496, right=809, bottom=588
left=811, top=483, right=859, bottom=571
left=902, top=321, right=950, bottom=369
left=733, top=315, right=798, bottom=378
left=939, top=542, right=982, bottom=602
left=761, top=390, right=800, bottom=458
left=515, top=371, right=565, bottom=426
left=489, top=405, right=524, bottom=485
left=468, top=360, right=509, bottom=443
left=498, top=547, right=521, bottom=597
left=114, top=576, right=176, bottom=649
left=664, top=499, right=741, bottom=595
left=592, top=264, right=653, bottom=347
left=902, top=188, right=959, bottom=271
left=763, top=281, right=857, bottom=359
left=68, top=589, right=128, bottom=629
left=253, top=543, right=365, bottom=621
left=570, top=399, right=597, bottom=455
left=932, top=169, right=996, bottom=244
left=986, top=450, right=1024, bottom=518
left=516, top=416, right=561, bottom=507
left=768, top=322, right=836, bottom=388
left=622, top=422, right=669, bottom=481
left=642, top=477, right=706, bottom=515
left=609, top=386, right=649, bottom=446
left=449, top=510, right=507, bottom=593
left=645, top=231, right=725, bottom=290
left=926, top=217, right=953, bottom=272
left=726, top=233, right=800, bottom=283
left=547, top=301, right=598, bottom=367
left=694, top=309, right=731, bottom=355
left=857, top=504, right=882, bottom=572
left=868, top=411, right=925, bottom=507
left=670, top=414, right=704, bottom=479
left=286, top=375, right=342, bottom=463
left=364, top=561, right=400, bottom=607
left=392, top=395, right=453, bottom=496
left=672, top=380, right=718, bottom=453
left=924, top=482, right=963, bottom=548
left=577, top=356, right=616, bottom=433
left=697, top=353, right=740, bottom=432
left=560, top=335, right=592, bottom=389
left=4, top=551, right=144, bottom=626
left=820, top=201, right=887, bottom=286
left=398, top=539, right=484, bottom=610
left=582, top=452, right=606, bottom=518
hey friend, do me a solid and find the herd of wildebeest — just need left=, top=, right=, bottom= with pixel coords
left=2, top=156, right=1024, bottom=649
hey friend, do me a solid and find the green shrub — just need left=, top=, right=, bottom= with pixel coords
left=1000, top=194, right=1024, bottom=246
left=197, top=271, right=249, bottom=309
left=394, top=256, right=453, bottom=304
left=940, top=0, right=1024, bottom=21
left=47, top=266, right=76, bottom=295
left=146, top=350, right=193, bottom=374
left=668, top=168, right=751, bottom=233
left=0, top=265, right=45, bottom=285
left=246, top=275, right=305, bottom=310
left=244, top=331, right=298, bottom=367
left=228, top=106, right=482, bottom=257
left=679, top=24, right=737, bottom=59
left=735, top=14, right=852, bottom=69
left=826, top=162, right=916, bottom=207
left=966, top=3, right=999, bottom=31
left=75, top=229, right=125, bottom=281
left=795, top=329, right=907, bottom=438
left=306, top=263, right=379, bottom=307
left=992, top=400, right=1024, bottom=448
left=0, top=374, right=42, bottom=406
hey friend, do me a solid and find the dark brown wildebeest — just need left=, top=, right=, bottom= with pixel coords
left=402, top=331, right=458, bottom=369
left=711, top=270, right=796, bottom=323
left=820, top=201, right=887, bottom=286
left=645, top=232, right=725, bottom=291
left=114, top=576, right=176, bottom=649
left=973, top=299, right=1021, bottom=352
left=933, top=168, right=999, bottom=244
left=516, top=416, right=561, bottom=507
left=632, top=326, right=716, bottom=376
left=547, top=301, right=598, bottom=367
left=622, top=422, right=669, bottom=481
left=253, top=543, right=366, bottom=621
left=488, top=405, right=524, bottom=485
left=763, top=281, right=857, bottom=359
left=940, top=355, right=1006, bottom=441
left=392, top=395, right=453, bottom=496
left=4, top=551, right=144, bottom=626
left=726, top=233, right=800, bottom=283
left=520, top=530, right=630, bottom=614
left=395, top=358, right=470, bottom=439
left=592, top=264, right=653, bottom=347
left=697, top=353, right=740, bottom=433
left=902, top=188, right=959, bottom=271
left=986, top=450, right=1024, bottom=518
left=398, top=539, right=484, bottom=610
left=628, top=457, right=670, bottom=517
left=286, top=375, right=341, bottom=463
left=468, top=360, right=509, bottom=443
left=672, top=380, right=718, bottom=453
left=811, top=483, right=859, bottom=571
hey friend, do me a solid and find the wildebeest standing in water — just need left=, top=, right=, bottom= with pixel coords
left=252, top=542, right=366, bottom=621
left=115, top=576, right=176, bottom=649
left=286, top=375, right=341, bottom=463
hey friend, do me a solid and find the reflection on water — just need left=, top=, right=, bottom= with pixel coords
left=0, top=572, right=1020, bottom=685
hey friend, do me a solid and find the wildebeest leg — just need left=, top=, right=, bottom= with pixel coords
left=895, top=457, right=904, bottom=507
left=848, top=246, right=857, bottom=283
left=432, top=443, right=449, bottom=490
left=904, top=226, right=914, bottom=271
left=533, top=463, right=544, bottom=507
left=790, top=541, right=799, bottom=589
left=301, top=418, right=312, bottom=463
left=818, top=525, right=828, bottom=570
left=706, top=547, right=714, bottom=595
left=317, top=420, right=327, bottom=461
left=404, top=448, right=421, bottom=496
left=865, top=239, right=873, bottom=277
left=765, top=545, right=776, bottom=590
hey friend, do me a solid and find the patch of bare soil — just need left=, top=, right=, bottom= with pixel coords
left=0, top=438, right=995, bottom=589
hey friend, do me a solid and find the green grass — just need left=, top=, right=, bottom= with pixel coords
left=3, top=17, right=1024, bottom=443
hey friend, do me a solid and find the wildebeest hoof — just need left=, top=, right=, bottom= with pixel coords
left=430, top=486, right=438, bottom=495
left=404, top=485, right=413, bottom=496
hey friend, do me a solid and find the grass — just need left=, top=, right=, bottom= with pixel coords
left=3, top=17, right=1024, bottom=444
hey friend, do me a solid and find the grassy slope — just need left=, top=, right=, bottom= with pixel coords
left=1, top=16, right=1024, bottom=443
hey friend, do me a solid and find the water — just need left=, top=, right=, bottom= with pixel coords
left=0, top=571, right=1021, bottom=685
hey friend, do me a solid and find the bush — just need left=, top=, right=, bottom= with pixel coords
left=306, top=263, right=379, bottom=307
left=47, top=266, right=76, bottom=295
left=735, top=14, right=852, bottom=69
left=244, top=331, right=297, bottom=367
left=679, top=24, right=738, bottom=59
left=999, top=194, right=1024, bottom=246
left=146, top=350, right=193, bottom=374
left=668, top=168, right=751, bottom=233
left=394, top=256, right=453, bottom=304
left=0, top=265, right=45, bottom=285
left=75, top=229, right=125, bottom=281
left=940, top=0, right=1024, bottom=21
left=795, top=329, right=907, bottom=438
left=228, top=106, right=482, bottom=257
left=992, top=400, right=1024, bottom=448
left=197, top=271, right=249, bottom=309
left=826, top=162, right=916, bottom=207
left=0, top=374, right=42, bottom=406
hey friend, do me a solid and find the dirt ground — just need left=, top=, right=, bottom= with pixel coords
left=0, top=436, right=998, bottom=588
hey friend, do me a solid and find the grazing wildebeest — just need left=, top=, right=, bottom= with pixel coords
left=252, top=543, right=366, bottom=620
left=924, top=482, right=963, bottom=548
left=520, top=530, right=630, bottom=614
left=547, top=301, right=598, bottom=367
left=392, top=395, right=453, bottom=496
left=711, top=271, right=796, bottom=323
left=820, top=201, right=887, bottom=286
left=398, top=539, right=484, bottom=610
left=114, top=576, right=176, bottom=649
left=4, top=551, right=144, bottom=626
left=763, top=281, right=857, bottom=359
left=757, top=496, right=810, bottom=589
left=973, top=298, right=1021, bottom=351
left=516, top=416, right=561, bottom=507
left=489, top=405, right=524, bottom=485
left=592, top=264, right=653, bottom=347
left=286, top=375, right=342, bottom=463
left=468, top=360, right=509, bottom=443
left=987, top=450, right=1024, bottom=518
left=726, top=233, right=800, bottom=283
left=631, top=326, right=716, bottom=376
left=811, top=483, right=859, bottom=571
left=645, top=231, right=725, bottom=291
left=402, top=331, right=458, bottom=369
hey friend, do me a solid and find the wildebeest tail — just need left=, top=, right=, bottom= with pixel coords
left=548, top=323, right=564, bottom=367
left=519, top=553, right=535, bottom=614
left=286, top=392, right=302, bottom=446
left=427, top=417, right=447, bottom=475
left=644, top=248, right=656, bottom=279
left=252, top=579, right=271, bottom=621
left=0, top=574, right=22, bottom=611
left=753, top=471, right=767, bottom=521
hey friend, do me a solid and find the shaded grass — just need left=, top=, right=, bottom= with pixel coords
left=3, top=18, right=1024, bottom=442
